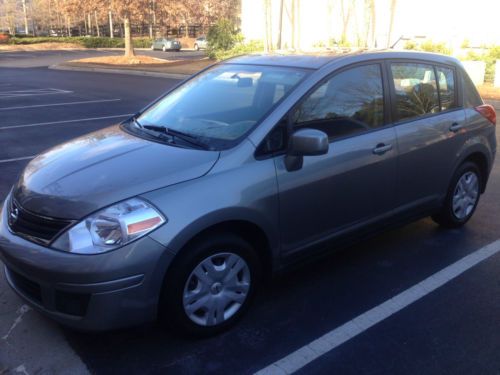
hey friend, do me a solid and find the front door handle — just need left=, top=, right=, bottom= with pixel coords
left=372, top=143, right=393, bottom=155
left=449, top=122, right=463, bottom=132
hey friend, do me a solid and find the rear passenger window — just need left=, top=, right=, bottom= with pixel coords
left=436, top=67, right=457, bottom=110
left=293, top=64, right=384, bottom=140
left=391, top=63, right=439, bottom=121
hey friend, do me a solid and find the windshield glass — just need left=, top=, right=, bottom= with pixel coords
left=136, top=64, right=309, bottom=149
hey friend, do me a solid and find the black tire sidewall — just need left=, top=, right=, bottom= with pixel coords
left=160, top=233, right=261, bottom=336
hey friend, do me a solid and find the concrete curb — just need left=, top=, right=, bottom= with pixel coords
left=49, top=64, right=190, bottom=80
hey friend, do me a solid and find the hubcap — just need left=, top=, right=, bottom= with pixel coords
left=452, top=171, right=479, bottom=220
left=183, top=252, right=251, bottom=326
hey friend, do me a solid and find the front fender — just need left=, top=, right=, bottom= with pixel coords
left=140, top=156, right=280, bottom=261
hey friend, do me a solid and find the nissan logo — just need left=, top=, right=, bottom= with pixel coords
left=9, top=207, right=19, bottom=223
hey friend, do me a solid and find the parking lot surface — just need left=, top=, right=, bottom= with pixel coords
left=0, top=49, right=204, bottom=68
left=1, top=58, right=500, bottom=375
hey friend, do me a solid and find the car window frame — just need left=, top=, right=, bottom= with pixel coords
left=385, top=59, right=463, bottom=126
left=255, top=60, right=393, bottom=159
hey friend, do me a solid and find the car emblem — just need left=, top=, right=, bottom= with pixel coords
left=9, top=207, right=19, bottom=223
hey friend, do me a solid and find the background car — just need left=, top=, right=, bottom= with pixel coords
left=151, top=38, right=181, bottom=52
left=194, top=36, right=207, bottom=50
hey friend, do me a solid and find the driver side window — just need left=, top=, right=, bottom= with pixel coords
left=293, top=64, right=385, bottom=140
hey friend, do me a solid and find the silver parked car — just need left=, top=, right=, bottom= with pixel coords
left=194, top=36, right=207, bottom=50
left=0, top=51, right=496, bottom=336
left=151, top=37, right=181, bottom=52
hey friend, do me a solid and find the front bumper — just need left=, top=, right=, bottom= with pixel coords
left=0, top=199, right=175, bottom=331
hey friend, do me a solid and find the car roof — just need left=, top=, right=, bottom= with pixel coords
left=224, top=50, right=462, bottom=70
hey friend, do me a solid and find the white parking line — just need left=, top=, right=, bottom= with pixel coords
left=0, top=114, right=134, bottom=130
left=0, top=155, right=35, bottom=164
left=254, top=238, right=500, bottom=375
left=0, top=98, right=121, bottom=111
left=0, top=88, right=72, bottom=99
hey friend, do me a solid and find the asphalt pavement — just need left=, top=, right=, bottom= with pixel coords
left=1, top=54, right=500, bottom=375
left=0, top=48, right=205, bottom=68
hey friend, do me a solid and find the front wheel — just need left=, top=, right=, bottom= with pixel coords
left=159, top=233, right=261, bottom=336
left=432, top=161, right=481, bottom=228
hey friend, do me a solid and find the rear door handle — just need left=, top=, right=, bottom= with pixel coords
left=449, top=122, right=463, bottom=132
left=372, top=143, right=393, bottom=155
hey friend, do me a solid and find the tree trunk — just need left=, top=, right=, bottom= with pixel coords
left=94, top=11, right=100, bottom=37
left=88, top=13, right=92, bottom=36
left=387, top=0, right=397, bottom=47
left=21, top=0, right=29, bottom=35
left=277, top=0, right=284, bottom=49
left=124, top=16, right=135, bottom=57
left=341, top=0, right=353, bottom=44
left=263, top=0, right=272, bottom=52
left=291, top=0, right=295, bottom=50
left=67, top=16, right=71, bottom=36
left=370, top=0, right=376, bottom=47
left=109, top=11, right=114, bottom=38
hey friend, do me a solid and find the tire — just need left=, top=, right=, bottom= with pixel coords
left=159, top=233, right=261, bottom=336
left=162, top=45, right=167, bottom=52
left=432, top=161, right=482, bottom=228
left=194, top=43, right=199, bottom=51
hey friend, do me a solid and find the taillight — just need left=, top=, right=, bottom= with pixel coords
left=475, top=104, right=496, bottom=125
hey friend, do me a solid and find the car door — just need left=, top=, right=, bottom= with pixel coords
left=388, top=61, right=466, bottom=209
left=274, top=63, right=398, bottom=255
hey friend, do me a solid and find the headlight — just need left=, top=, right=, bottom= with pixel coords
left=52, top=198, right=165, bottom=254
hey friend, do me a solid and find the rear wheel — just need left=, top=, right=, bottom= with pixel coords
left=159, top=233, right=261, bottom=336
left=432, top=161, right=481, bottom=228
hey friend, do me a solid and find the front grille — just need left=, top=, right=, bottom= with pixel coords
left=7, top=198, right=73, bottom=245
left=8, top=268, right=42, bottom=304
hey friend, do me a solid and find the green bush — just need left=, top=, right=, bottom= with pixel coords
left=402, top=40, right=451, bottom=55
left=460, top=47, right=500, bottom=84
left=208, top=40, right=263, bottom=61
left=8, top=36, right=152, bottom=49
left=207, top=19, right=240, bottom=53
left=419, top=40, right=451, bottom=55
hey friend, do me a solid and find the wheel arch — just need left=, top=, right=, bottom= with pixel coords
left=463, top=152, right=489, bottom=193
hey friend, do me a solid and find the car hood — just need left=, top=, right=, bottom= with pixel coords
left=12, top=125, right=219, bottom=219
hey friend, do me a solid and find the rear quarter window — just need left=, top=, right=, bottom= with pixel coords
left=461, top=68, right=483, bottom=107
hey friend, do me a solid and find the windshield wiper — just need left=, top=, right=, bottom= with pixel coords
left=142, top=125, right=211, bottom=150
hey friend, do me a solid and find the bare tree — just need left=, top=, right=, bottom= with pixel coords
left=387, top=0, right=397, bottom=47
left=21, top=0, right=29, bottom=34
left=340, top=0, right=355, bottom=44
left=263, top=0, right=272, bottom=52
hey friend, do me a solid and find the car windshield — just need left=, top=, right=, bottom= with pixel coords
left=135, top=64, right=309, bottom=149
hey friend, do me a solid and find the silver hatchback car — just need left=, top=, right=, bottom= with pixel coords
left=0, top=51, right=496, bottom=336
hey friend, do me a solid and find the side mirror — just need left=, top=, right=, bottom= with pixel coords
left=285, top=128, right=329, bottom=171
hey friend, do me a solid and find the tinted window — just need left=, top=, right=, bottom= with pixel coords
left=293, top=64, right=384, bottom=140
left=436, top=66, right=457, bottom=110
left=391, top=63, right=439, bottom=121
